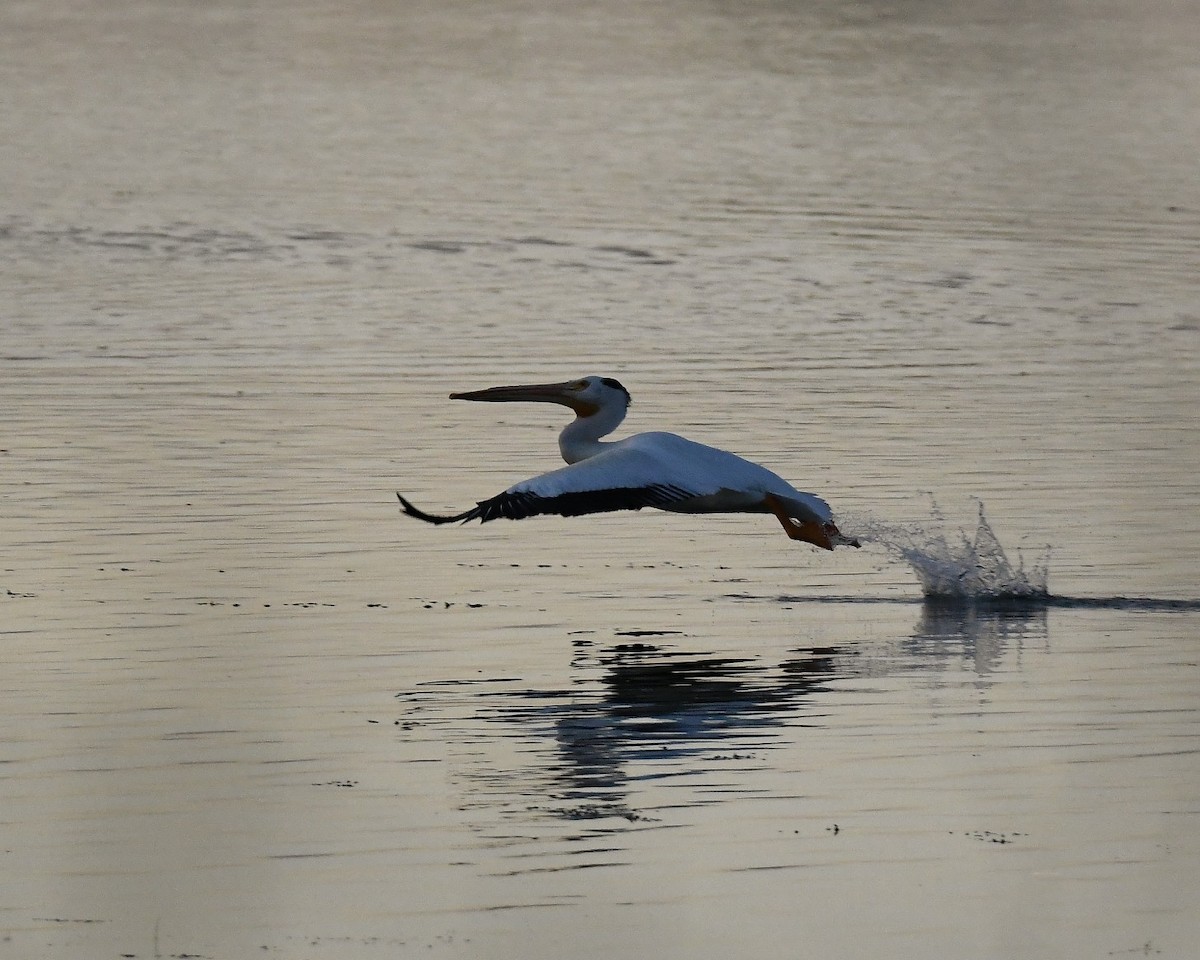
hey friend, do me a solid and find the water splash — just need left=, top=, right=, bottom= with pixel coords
left=849, top=501, right=1050, bottom=604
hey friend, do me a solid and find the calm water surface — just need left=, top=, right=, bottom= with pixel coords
left=2, top=1, right=1198, bottom=958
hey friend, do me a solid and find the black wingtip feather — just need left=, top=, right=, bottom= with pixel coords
left=400, top=484, right=698, bottom=529
left=469, top=484, right=693, bottom=522
left=397, top=492, right=478, bottom=525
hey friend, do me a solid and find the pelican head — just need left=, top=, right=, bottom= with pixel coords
left=450, top=375, right=630, bottom=418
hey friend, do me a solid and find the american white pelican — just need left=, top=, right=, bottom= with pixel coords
left=398, top=376, right=860, bottom=550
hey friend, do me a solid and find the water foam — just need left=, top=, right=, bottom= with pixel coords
left=848, top=501, right=1050, bottom=604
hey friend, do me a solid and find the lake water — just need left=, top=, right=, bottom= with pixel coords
left=2, top=1, right=1198, bottom=958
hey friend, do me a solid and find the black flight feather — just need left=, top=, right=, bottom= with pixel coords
left=398, top=484, right=695, bottom=526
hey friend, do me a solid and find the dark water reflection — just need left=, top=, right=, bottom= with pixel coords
left=584, top=644, right=838, bottom=731
left=397, top=598, right=1056, bottom=824
left=398, top=643, right=843, bottom=821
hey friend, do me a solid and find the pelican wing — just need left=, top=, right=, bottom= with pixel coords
left=399, top=434, right=710, bottom=525
left=399, top=431, right=832, bottom=526
left=464, top=437, right=710, bottom=522
left=467, top=481, right=697, bottom=522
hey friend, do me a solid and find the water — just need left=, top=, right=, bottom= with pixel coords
left=3, top=0, right=1199, bottom=958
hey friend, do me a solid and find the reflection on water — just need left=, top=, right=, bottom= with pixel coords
left=908, top=601, right=1047, bottom=674
left=398, top=643, right=843, bottom=822
left=394, top=596, right=1053, bottom=827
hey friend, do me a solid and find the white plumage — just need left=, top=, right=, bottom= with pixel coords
left=511, top=431, right=832, bottom=516
left=398, top=376, right=857, bottom=550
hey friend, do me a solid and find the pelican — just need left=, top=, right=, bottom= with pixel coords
left=398, top=376, right=860, bottom=550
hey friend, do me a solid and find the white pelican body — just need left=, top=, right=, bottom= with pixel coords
left=398, top=376, right=858, bottom=550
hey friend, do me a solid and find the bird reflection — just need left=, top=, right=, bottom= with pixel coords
left=598, top=646, right=835, bottom=727
left=396, top=602, right=1051, bottom=828
left=422, top=642, right=842, bottom=824
left=553, top=644, right=838, bottom=771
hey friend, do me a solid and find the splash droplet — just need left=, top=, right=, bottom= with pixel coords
left=848, top=501, right=1049, bottom=602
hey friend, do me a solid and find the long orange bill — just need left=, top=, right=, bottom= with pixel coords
left=450, top=382, right=574, bottom=403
